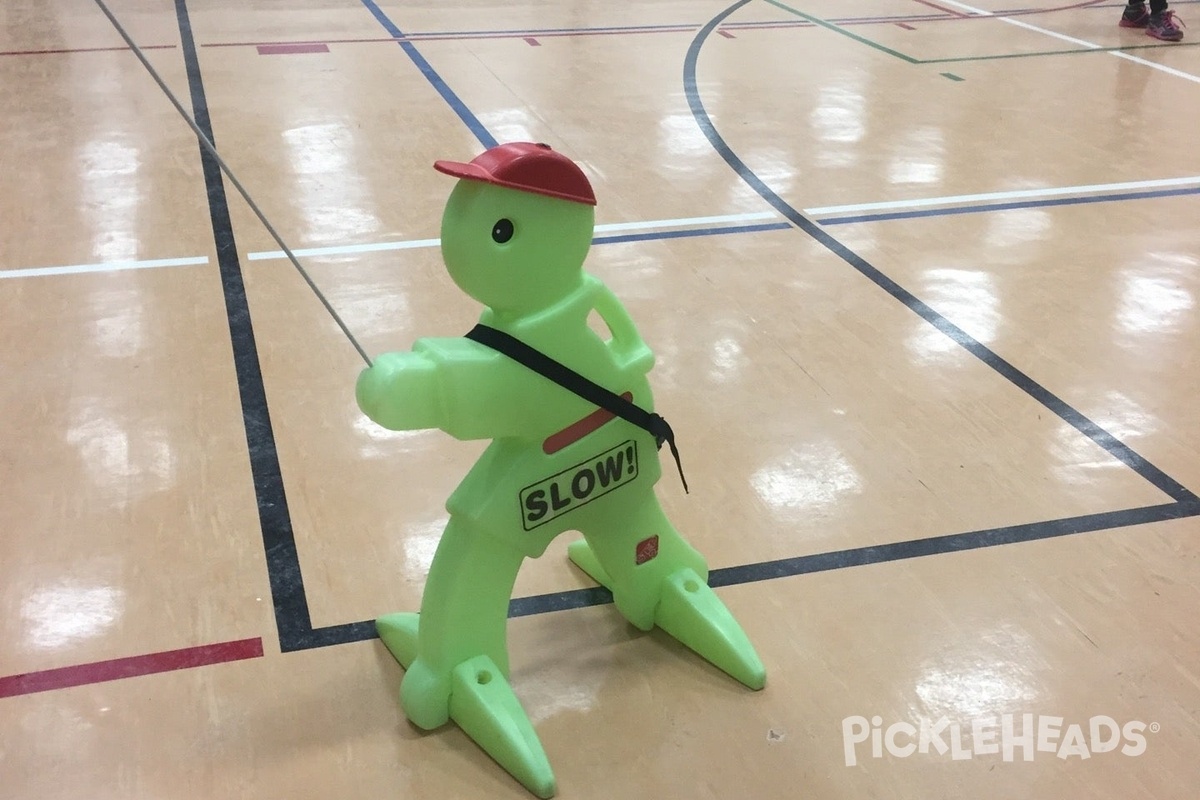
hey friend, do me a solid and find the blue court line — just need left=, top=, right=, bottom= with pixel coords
left=594, top=221, right=791, bottom=245
left=686, top=0, right=1196, bottom=505
left=817, top=185, right=1200, bottom=226
left=245, top=220, right=793, bottom=261
left=250, top=185, right=1196, bottom=267
left=247, top=177, right=1200, bottom=263
left=250, top=188, right=1198, bottom=262
left=358, top=0, right=497, bottom=148
left=820, top=184, right=1200, bottom=225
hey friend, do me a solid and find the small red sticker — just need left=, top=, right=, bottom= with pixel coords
left=635, top=536, right=659, bottom=565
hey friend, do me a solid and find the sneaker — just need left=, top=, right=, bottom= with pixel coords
left=1120, top=3, right=1150, bottom=26
left=1147, top=10, right=1185, bottom=40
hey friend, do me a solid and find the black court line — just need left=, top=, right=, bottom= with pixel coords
left=685, top=0, right=1197, bottom=507
left=291, top=499, right=1200, bottom=649
left=177, top=0, right=1199, bottom=654
left=176, top=0, right=315, bottom=650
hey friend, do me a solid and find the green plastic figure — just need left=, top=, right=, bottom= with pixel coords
left=356, top=142, right=765, bottom=798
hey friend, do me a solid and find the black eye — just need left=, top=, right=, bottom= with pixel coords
left=491, top=219, right=514, bottom=244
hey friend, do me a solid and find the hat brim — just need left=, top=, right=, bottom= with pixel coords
left=433, top=159, right=597, bottom=206
left=433, top=160, right=493, bottom=182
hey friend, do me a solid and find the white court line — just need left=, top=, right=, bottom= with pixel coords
left=804, top=175, right=1200, bottom=216
left=594, top=211, right=778, bottom=233
left=0, top=255, right=209, bottom=280
left=246, top=237, right=441, bottom=261
left=245, top=211, right=781, bottom=262
left=938, top=0, right=1200, bottom=84
left=1110, top=49, right=1200, bottom=83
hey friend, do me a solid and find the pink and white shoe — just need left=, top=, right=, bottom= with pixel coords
left=1147, top=10, right=1185, bottom=40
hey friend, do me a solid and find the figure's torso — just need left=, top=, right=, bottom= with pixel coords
left=442, top=275, right=663, bottom=554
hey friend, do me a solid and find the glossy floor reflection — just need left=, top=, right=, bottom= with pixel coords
left=1, top=0, right=1198, bottom=798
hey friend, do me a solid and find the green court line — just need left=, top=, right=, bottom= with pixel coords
left=941, top=72, right=965, bottom=80
left=923, top=40, right=1200, bottom=64
left=762, top=0, right=921, bottom=63
left=758, top=0, right=1199, bottom=69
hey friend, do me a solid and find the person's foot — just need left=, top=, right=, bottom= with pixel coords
left=1147, top=10, right=1185, bottom=40
left=1120, top=3, right=1150, bottom=27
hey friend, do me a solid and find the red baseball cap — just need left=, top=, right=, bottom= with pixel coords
left=434, top=142, right=597, bottom=206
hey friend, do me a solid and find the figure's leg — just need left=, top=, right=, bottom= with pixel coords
left=376, top=516, right=557, bottom=798
left=569, top=493, right=766, bottom=691
left=569, top=495, right=704, bottom=629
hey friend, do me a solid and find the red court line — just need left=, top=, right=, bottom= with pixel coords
left=198, top=15, right=966, bottom=50
left=203, top=28, right=697, bottom=48
left=197, top=3, right=1112, bottom=51
left=207, top=35, right=397, bottom=48
left=0, top=637, right=264, bottom=699
left=201, top=20, right=925, bottom=49
left=0, top=43, right=176, bottom=57
left=915, top=0, right=1110, bottom=17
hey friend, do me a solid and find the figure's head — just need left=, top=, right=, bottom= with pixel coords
left=434, top=143, right=596, bottom=315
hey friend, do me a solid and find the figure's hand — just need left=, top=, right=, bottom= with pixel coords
left=356, top=351, right=441, bottom=431
left=355, top=354, right=396, bottom=422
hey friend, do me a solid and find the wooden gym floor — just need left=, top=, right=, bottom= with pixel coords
left=2, top=0, right=1199, bottom=797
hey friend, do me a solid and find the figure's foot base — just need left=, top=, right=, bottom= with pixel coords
left=375, top=615, right=556, bottom=798
left=568, top=540, right=766, bottom=690
left=377, top=611, right=420, bottom=668
left=567, top=538, right=613, bottom=588
left=451, top=654, right=556, bottom=799
left=378, top=613, right=451, bottom=729
left=655, top=567, right=766, bottom=690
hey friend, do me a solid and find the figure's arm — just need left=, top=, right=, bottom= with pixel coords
left=356, top=348, right=444, bottom=432
left=591, top=280, right=655, bottom=375
left=356, top=337, right=527, bottom=439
